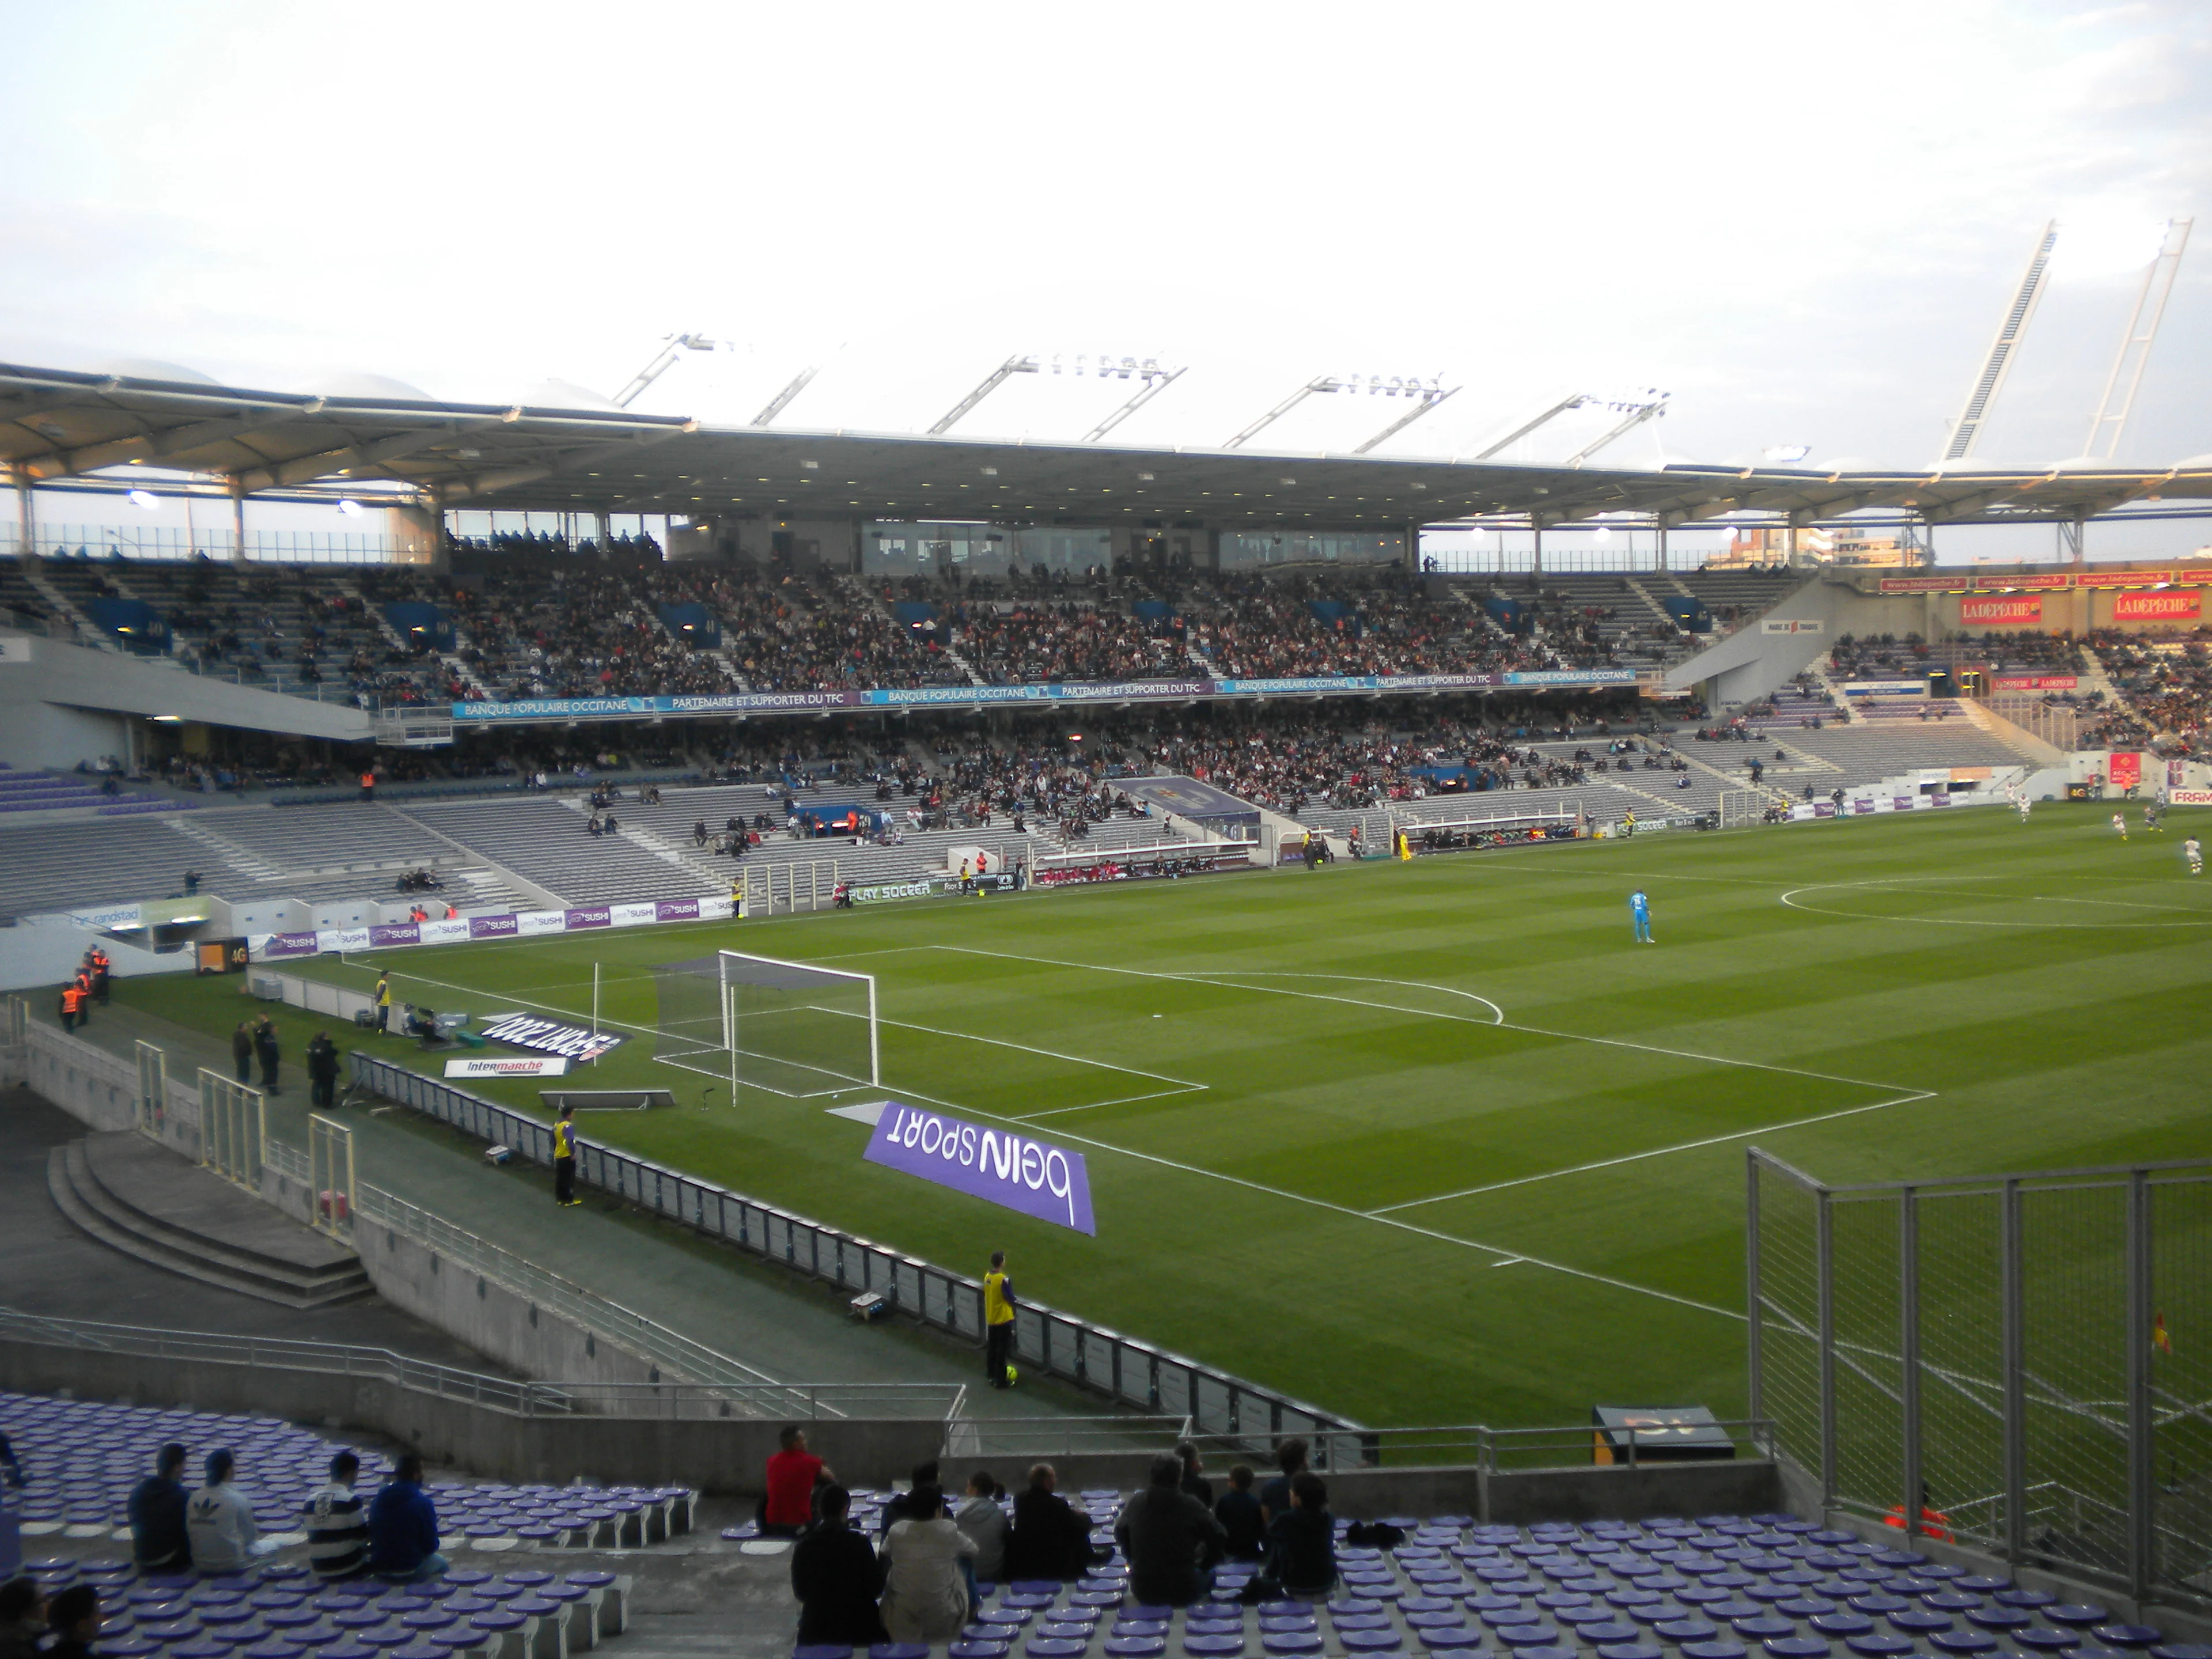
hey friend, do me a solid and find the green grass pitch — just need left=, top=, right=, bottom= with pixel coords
left=117, top=802, right=2212, bottom=1429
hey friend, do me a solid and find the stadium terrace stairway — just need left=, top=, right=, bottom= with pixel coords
left=46, top=1130, right=373, bottom=1309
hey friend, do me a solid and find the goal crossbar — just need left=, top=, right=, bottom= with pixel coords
left=653, top=949, right=880, bottom=1102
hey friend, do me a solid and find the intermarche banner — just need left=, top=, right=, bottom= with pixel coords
left=863, top=1101, right=1096, bottom=1234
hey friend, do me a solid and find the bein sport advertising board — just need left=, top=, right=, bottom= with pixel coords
left=864, top=1101, right=1096, bottom=1235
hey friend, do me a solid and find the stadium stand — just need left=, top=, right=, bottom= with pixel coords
left=2088, top=627, right=2212, bottom=756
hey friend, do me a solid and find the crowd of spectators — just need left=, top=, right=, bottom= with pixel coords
left=2086, top=627, right=2212, bottom=756
left=778, top=1434, right=1340, bottom=1643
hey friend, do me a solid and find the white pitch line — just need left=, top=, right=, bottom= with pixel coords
left=1369, top=1091, right=1935, bottom=1214
left=1012, top=1086, right=1209, bottom=1119
left=930, top=944, right=1923, bottom=1093
left=876, top=1078, right=1744, bottom=1321
left=875, top=1015, right=1206, bottom=1090
left=1780, top=877, right=2212, bottom=929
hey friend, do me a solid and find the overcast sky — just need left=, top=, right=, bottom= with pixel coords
left=3, top=1, right=2208, bottom=551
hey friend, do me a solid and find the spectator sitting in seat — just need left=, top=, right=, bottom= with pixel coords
left=1003, top=1462, right=1101, bottom=1581
left=1240, top=1471, right=1337, bottom=1605
left=1214, top=1464, right=1265, bottom=1561
left=186, top=1448, right=259, bottom=1573
left=877, top=1477, right=975, bottom=1645
left=877, top=1459, right=948, bottom=1536
left=1257, top=1435, right=1306, bottom=1524
left=1115, top=1453, right=1228, bottom=1608
left=789, top=1484, right=886, bottom=1647
left=954, top=1469, right=1009, bottom=1584
left=304, top=1450, right=370, bottom=1581
left=759, top=1425, right=831, bottom=1538
left=1, top=1576, right=50, bottom=1659
left=128, top=1442, right=192, bottom=1571
left=40, top=1586, right=99, bottom=1659
left=367, top=1452, right=448, bottom=1582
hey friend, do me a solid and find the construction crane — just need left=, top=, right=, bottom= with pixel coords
left=612, top=333, right=719, bottom=408
left=1224, top=374, right=1454, bottom=450
left=1943, top=221, right=2058, bottom=461
left=2082, top=217, right=2192, bottom=461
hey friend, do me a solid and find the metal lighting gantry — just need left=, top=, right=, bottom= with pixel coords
left=929, top=352, right=1184, bottom=438
left=1224, top=374, right=1457, bottom=450
left=1943, top=222, right=2059, bottom=462
left=2083, top=217, right=2193, bottom=461
left=612, top=332, right=719, bottom=408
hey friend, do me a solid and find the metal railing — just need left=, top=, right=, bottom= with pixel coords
left=350, top=1051, right=1361, bottom=1445
left=306, top=1114, right=356, bottom=1243
left=0, top=1305, right=963, bottom=1421
left=197, top=1069, right=266, bottom=1187
left=257, top=1132, right=856, bottom=1410
left=1749, top=1146, right=2212, bottom=1611
left=944, top=1415, right=1199, bottom=1459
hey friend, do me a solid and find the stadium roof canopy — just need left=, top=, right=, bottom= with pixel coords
left=6, top=359, right=2212, bottom=532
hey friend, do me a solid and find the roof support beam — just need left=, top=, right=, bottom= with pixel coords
left=929, top=356, right=1038, bottom=437
left=228, top=421, right=498, bottom=495
left=17, top=404, right=301, bottom=481
left=435, top=425, right=696, bottom=503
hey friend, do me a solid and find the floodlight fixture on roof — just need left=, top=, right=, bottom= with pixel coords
left=1944, top=221, right=2058, bottom=463
left=929, top=355, right=1041, bottom=435
left=1565, top=391, right=1670, bottom=468
left=752, top=365, right=820, bottom=427
left=1225, top=372, right=1444, bottom=449
left=612, top=332, right=719, bottom=409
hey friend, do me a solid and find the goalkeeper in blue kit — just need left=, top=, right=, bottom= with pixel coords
left=1629, top=888, right=1653, bottom=944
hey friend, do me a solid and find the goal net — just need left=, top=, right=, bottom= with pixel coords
left=653, top=950, right=879, bottom=1099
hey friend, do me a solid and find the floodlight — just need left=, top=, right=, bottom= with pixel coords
left=128, top=489, right=158, bottom=510
left=1594, top=526, right=1613, bottom=541
left=1763, top=445, right=1811, bottom=463
left=338, top=498, right=364, bottom=517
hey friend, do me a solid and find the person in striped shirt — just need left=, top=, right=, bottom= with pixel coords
left=304, top=1450, right=371, bottom=1581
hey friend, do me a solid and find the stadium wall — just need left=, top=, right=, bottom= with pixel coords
left=0, top=630, right=373, bottom=762
left=0, top=917, right=192, bottom=993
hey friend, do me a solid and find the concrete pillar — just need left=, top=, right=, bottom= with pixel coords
left=1531, top=521, right=1543, bottom=578
left=1657, top=522, right=1669, bottom=575
left=382, top=503, right=446, bottom=568
left=12, top=467, right=31, bottom=561
left=230, top=491, right=248, bottom=566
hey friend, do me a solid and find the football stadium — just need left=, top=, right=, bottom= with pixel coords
left=2, top=6, right=2211, bottom=1656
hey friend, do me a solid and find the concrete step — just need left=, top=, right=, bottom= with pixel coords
left=50, top=1135, right=372, bottom=1309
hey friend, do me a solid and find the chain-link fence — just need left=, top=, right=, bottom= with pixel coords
left=1749, top=1147, right=2212, bottom=1610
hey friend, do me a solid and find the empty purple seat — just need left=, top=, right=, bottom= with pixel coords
left=1419, top=1631, right=1484, bottom=1653
left=2018, top=1633, right=2082, bottom=1652
left=1597, top=1646, right=1664, bottom=1659
left=2094, top=1632, right=2161, bottom=1650
left=1101, top=1641, right=1162, bottom=1659
left=1930, top=1634, right=1999, bottom=1655
left=1262, top=1638, right=1322, bottom=1656
left=1842, top=1640, right=1911, bottom=1659
left=1183, top=1638, right=1244, bottom=1657
left=1341, top=1637, right=1403, bottom=1654
left=2048, top=1612, right=2109, bottom=1631
left=1765, top=1643, right=1828, bottom=1659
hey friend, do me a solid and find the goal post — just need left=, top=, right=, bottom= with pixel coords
left=653, top=950, right=878, bottom=1100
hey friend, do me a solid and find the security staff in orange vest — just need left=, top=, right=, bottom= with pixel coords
left=358, top=769, right=376, bottom=803
left=59, top=982, right=86, bottom=1032
left=89, top=947, right=112, bottom=1004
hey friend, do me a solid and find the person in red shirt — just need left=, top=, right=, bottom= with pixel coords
left=760, top=1426, right=834, bottom=1537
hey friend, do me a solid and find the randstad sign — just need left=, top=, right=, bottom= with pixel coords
left=863, top=1102, right=1096, bottom=1235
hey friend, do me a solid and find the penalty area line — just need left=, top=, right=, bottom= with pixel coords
left=1368, top=1090, right=1936, bottom=1214
left=876, top=1080, right=1744, bottom=1323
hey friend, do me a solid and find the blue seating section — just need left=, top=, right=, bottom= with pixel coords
left=758, top=1504, right=2195, bottom=1659
left=3, top=1387, right=689, bottom=1548
left=0, top=764, right=183, bottom=816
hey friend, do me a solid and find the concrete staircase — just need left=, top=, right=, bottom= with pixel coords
left=47, top=1131, right=372, bottom=1309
